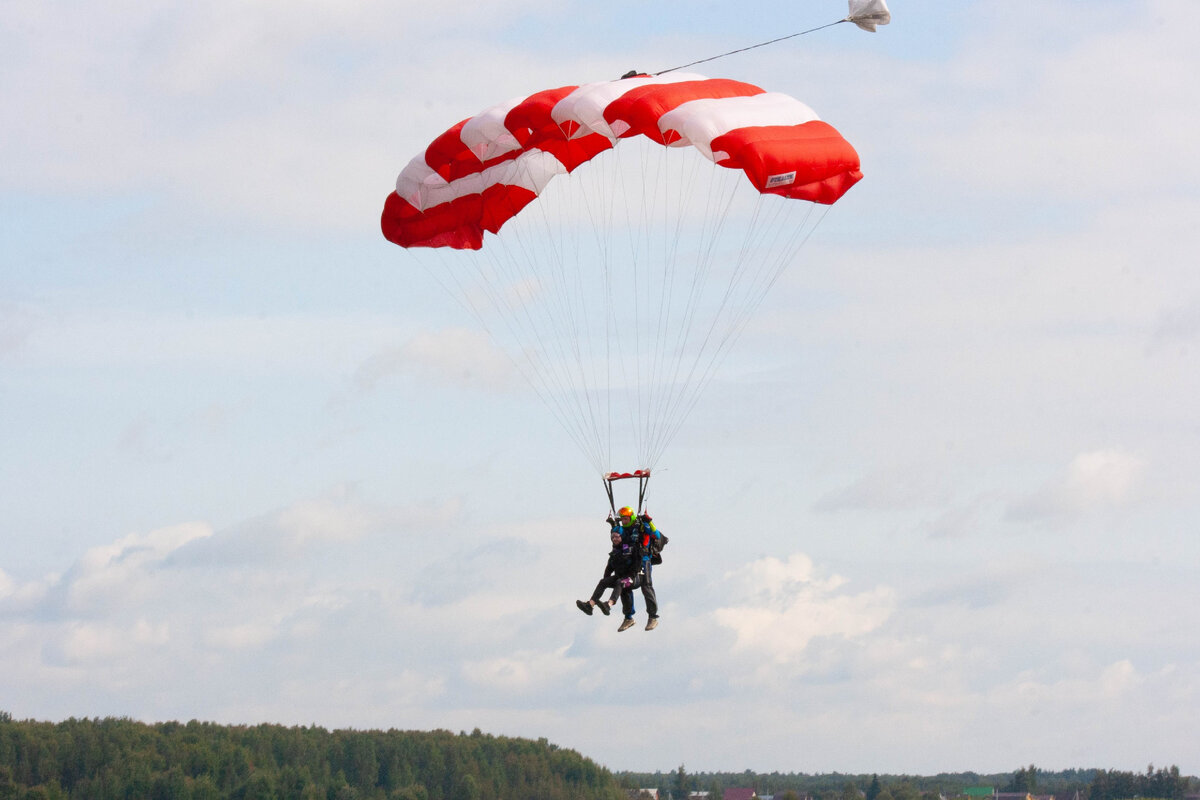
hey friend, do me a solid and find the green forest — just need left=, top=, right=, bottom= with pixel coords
left=0, top=713, right=1194, bottom=800
left=0, top=713, right=623, bottom=800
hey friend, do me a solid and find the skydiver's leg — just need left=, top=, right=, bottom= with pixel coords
left=586, top=576, right=616, bottom=615
left=641, top=563, right=658, bottom=618
left=592, top=580, right=615, bottom=605
left=617, top=575, right=643, bottom=630
left=589, top=577, right=611, bottom=605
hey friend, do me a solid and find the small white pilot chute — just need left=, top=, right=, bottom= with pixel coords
left=846, top=0, right=892, bottom=32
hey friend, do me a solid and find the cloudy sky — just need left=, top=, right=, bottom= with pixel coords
left=3, top=0, right=1199, bottom=778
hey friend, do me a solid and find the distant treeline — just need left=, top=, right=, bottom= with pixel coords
left=0, top=712, right=624, bottom=800
left=2, top=713, right=1193, bottom=800
left=616, top=764, right=1197, bottom=800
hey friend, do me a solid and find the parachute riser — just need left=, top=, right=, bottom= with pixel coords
left=603, top=469, right=651, bottom=517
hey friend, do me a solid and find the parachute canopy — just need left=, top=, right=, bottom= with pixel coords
left=382, top=73, right=861, bottom=252
left=381, top=74, right=862, bottom=477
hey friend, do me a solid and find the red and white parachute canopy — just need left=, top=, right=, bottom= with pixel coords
left=382, top=73, right=861, bottom=251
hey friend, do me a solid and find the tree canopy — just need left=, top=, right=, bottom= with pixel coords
left=0, top=713, right=623, bottom=800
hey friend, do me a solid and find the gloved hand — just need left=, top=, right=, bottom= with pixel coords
left=619, top=577, right=633, bottom=588
left=606, top=514, right=615, bottom=525
left=641, top=512, right=652, bottom=523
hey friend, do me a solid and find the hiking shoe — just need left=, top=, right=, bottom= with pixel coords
left=645, top=617, right=659, bottom=631
left=617, top=618, right=635, bottom=632
left=575, top=599, right=593, bottom=616
left=596, top=601, right=611, bottom=616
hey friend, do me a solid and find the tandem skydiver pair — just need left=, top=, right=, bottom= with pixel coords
left=576, top=506, right=666, bottom=632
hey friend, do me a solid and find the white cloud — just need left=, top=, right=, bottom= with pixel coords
left=64, top=523, right=213, bottom=612
left=273, top=669, right=450, bottom=721
left=0, top=573, right=51, bottom=612
left=983, top=659, right=1147, bottom=718
left=813, top=468, right=949, bottom=513
left=58, top=619, right=170, bottom=664
left=353, top=327, right=514, bottom=392
left=462, top=645, right=585, bottom=693
left=874, top=2, right=1200, bottom=203
left=275, top=486, right=386, bottom=545
left=13, top=311, right=413, bottom=373
left=1063, top=449, right=1146, bottom=505
left=173, top=489, right=463, bottom=567
left=920, top=496, right=993, bottom=540
left=203, top=622, right=277, bottom=650
left=0, top=0, right=584, bottom=231
left=712, top=554, right=894, bottom=670
left=1007, top=448, right=1146, bottom=521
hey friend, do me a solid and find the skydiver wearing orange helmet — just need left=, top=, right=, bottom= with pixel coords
left=575, top=505, right=666, bottom=630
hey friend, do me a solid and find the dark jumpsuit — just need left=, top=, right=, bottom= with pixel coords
left=589, top=538, right=639, bottom=605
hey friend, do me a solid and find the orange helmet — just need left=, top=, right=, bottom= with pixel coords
left=618, top=506, right=634, bottom=518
